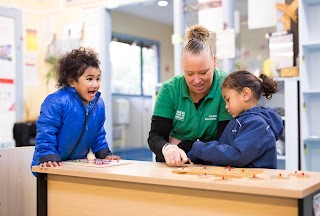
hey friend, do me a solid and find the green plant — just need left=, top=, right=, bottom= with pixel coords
left=45, top=56, right=57, bottom=85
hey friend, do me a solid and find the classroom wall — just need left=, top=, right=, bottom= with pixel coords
left=0, top=0, right=174, bottom=149
left=23, top=8, right=85, bottom=121
left=111, top=11, right=174, bottom=82
left=111, top=11, right=174, bottom=148
left=3, top=4, right=174, bottom=122
left=0, top=0, right=67, bottom=122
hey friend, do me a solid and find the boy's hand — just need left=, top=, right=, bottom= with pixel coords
left=39, top=161, right=62, bottom=169
left=105, top=155, right=121, bottom=160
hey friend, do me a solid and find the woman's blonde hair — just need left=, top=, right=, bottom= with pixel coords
left=182, top=24, right=213, bottom=57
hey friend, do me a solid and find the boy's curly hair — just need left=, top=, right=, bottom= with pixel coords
left=55, top=47, right=100, bottom=88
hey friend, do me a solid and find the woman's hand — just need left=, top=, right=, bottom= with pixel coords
left=169, top=136, right=181, bottom=145
left=162, top=144, right=188, bottom=166
left=39, top=161, right=62, bottom=169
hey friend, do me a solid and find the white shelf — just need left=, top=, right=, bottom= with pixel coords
left=303, top=0, right=320, bottom=4
left=275, top=77, right=300, bottom=82
left=260, top=78, right=299, bottom=170
left=302, top=90, right=320, bottom=94
left=304, top=137, right=320, bottom=142
left=299, top=0, right=320, bottom=171
left=277, top=155, right=286, bottom=160
left=302, top=42, right=320, bottom=49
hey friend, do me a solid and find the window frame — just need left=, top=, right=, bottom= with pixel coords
left=110, top=32, right=161, bottom=97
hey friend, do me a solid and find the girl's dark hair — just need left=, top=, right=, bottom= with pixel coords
left=222, top=70, right=279, bottom=100
left=182, top=24, right=213, bottom=58
left=55, top=47, right=100, bottom=88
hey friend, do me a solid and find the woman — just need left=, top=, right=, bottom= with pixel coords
left=148, top=24, right=232, bottom=166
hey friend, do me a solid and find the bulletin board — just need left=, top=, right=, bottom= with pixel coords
left=0, top=15, right=15, bottom=144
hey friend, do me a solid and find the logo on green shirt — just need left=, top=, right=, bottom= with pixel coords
left=205, top=114, right=217, bottom=121
left=175, top=110, right=185, bottom=121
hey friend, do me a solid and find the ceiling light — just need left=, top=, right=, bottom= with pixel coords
left=158, top=0, right=168, bottom=7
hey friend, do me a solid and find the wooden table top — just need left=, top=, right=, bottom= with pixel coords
left=32, top=160, right=320, bottom=199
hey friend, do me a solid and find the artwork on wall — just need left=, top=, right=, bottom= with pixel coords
left=0, top=15, right=15, bottom=144
left=268, top=31, right=294, bottom=70
left=0, top=16, right=15, bottom=79
left=44, top=22, right=84, bottom=84
left=26, top=29, right=38, bottom=51
left=248, top=0, right=277, bottom=29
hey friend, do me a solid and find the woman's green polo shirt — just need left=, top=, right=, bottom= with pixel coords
left=153, top=68, right=232, bottom=142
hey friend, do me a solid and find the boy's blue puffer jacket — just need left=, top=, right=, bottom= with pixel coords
left=31, top=86, right=111, bottom=175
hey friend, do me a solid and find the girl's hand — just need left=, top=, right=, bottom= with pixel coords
left=39, top=161, right=62, bottom=169
left=105, top=155, right=121, bottom=160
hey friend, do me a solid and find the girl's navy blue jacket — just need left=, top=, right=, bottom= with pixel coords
left=31, top=86, right=111, bottom=175
left=187, top=106, right=283, bottom=168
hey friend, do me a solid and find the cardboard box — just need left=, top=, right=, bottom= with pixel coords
left=280, top=66, right=299, bottom=77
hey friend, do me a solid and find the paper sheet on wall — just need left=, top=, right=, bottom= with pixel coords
left=0, top=17, right=15, bottom=79
left=24, top=52, right=38, bottom=86
left=63, top=23, right=83, bottom=40
left=216, top=29, right=235, bottom=59
left=55, top=39, right=81, bottom=56
left=269, top=32, right=293, bottom=69
left=0, top=15, right=15, bottom=144
left=82, top=9, right=100, bottom=50
left=198, top=0, right=223, bottom=33
left=248, top=0, right=277, bottom=29
left=26, top=29, right=38, bottom=51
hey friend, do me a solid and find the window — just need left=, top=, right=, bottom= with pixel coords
left=110, top=34, right=159, bottom=96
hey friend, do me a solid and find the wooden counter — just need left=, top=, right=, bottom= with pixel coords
left=32, top=160, right=320, bottom=216
left=0, top=147, right=36, bottom=216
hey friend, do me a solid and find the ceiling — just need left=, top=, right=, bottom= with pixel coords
left=113, top=0, right=174, bottom=26
left=112, top=0, right=248, bottom=27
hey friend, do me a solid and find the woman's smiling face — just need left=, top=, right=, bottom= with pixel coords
left=181, top=51, right=216, bottom=97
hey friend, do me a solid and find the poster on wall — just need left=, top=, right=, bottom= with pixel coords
left=198, top=0, right=223, bottom=33
left=216, top=29, right=235, bottom=59
left=269, top=32, right=294, bottom=70
left=0, top=17, right=15, bottom=79
left=248, top=0, right=277, bottom=29
left=0, top=16, right=15, bottom=145
left=24, top=29, right=39, bottom=86
left=24, top=52, right=38, bottom=86
left=26, top=29, right=38, bottom=51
